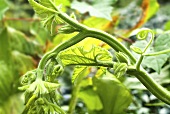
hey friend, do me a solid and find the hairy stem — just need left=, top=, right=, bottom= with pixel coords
left=127, top=67, right=170, bottom=105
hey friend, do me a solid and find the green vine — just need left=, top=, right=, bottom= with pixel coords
left=19, top=0, right=170, bottom=114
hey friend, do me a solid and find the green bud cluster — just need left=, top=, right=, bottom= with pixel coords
left=58, top=24, right=79, bottom=34
left=113, top=52, right=130, bottom=78
left=21, top=70, right=36, bottom=85
left=113, top=62, right=127, bottom=78
left=19, top=68, right=65, bottom=114
left=115, top=52, right=130, bottom=65
left=58, top=13, right=80, bottom=34
left=45, top=60, right=64, bottom=82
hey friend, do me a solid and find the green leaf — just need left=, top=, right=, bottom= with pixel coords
left=72, top=66, right=88, bottom=85
left=0, top=0, right=9, bottom=20
left=0, top=27, right=36, bottom=113
left=12, top=51, right=35, bottom=74
left=164, top=20, right=170, bottom=30
left=146, top=0, right=159, bottom=21
left=154, top=33, right=170, bottom=57
left=94, top=0, right=118, bottom=5
left=0, top=61, right=13, bottom=103
left=143, top=54, right=168, bottom=74
left=123, top=77, right=146, bottom=90
left=55, top=0, right=71, bottom=12
left=71, top=0, right=113, bottom=20
left=150, top=65, right=170, bottom=85
left=38, top=0, right=57, bottom=10
left=0, top=93, right=24, bottom=114
left=30, top=21, right=52, bottom=45
left=83, top=17, right=110, bottom=29
left=78, top=87, right=103, bottom=111
left=28, top=0, right=56, bottom=16
left=0, top=27, right=37, bottom=75
left=0, top=28, right=11, bottom=63
left=8, top=27, right=43, bottom=56
left=57, top=45, right=112, bottom=66
left=93, top=72, right=132, bottom=114
left=53, top=32, right=77, bottom=45
left=28, top=0, right=62, bottom=34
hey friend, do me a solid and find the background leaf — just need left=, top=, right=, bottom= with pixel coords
left=150, top=65, right=170, bottom=85
left=8, top=27, right=43, bottom=56
left=154, top=33, right=170, bottom=57
left=0, top=28, right=11, bottom=63
left=0, top=93, right=24, bottom=114
left=78, top=87, right=103, bottom=111
left=0, top=61, right=13, bottom=104
left=0, top=0, right=8, bottom=20
left=55, top=0, right=70, bottom=12
left=71, top=0, right=113, bottom=20
left=145, top=0, right=159, bottom=21
left=164, top=21, right=170, bottom=30
left=143, top=54, right=168, bottom=74
left=12, top=51, right=35, bottom=75
left=92, top=72, right=132, bottom=114
left=0, top=26, right=38, bottom=114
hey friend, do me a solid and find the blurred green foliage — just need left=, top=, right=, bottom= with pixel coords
left=0, top=0, right=170, bottom=114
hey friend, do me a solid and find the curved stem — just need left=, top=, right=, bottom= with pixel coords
left=127, top=67, right=170, bottom=105
left=86, top=29, right=136, bottom=64
left=38, top=32, right=88, bottom=69
left=49, top=0, right=136, bottom=64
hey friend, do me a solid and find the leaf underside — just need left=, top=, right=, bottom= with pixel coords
left=57, top=45, right=113, bottom=66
